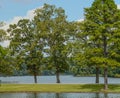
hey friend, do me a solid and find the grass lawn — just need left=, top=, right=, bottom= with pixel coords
left=0, top=84, right=120, bottom=93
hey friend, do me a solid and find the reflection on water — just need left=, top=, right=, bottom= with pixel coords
left=1, top=93, right=120, bottom=98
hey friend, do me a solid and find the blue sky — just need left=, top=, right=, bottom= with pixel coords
left=0, top=0, right=120, bottom=47
left=0, top=0, right=119, bottom=22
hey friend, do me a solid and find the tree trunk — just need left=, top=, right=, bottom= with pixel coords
left=104, top=68, right=108, bottom=90
left=33, top=64, right=37, bottom=84
left=34, top=72, right=37, bottom=83
left=56, top=70, right=60, bottom=83
left=103, top=35, right=108, bottom=90
left=95, top=67, right=99, bottom=84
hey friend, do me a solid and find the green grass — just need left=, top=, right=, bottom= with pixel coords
left=0, top=84, right=120, bottom=93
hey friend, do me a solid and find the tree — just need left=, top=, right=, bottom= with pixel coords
left=83, top=0, right=120, bottom=89
left=0, top=29, right=6, bottom=42
left=8, top=19, right=45, bottom=83
left=0, top=28, right=13, bottom=75
left=0, top=22, right=6, bottom=41
left=0, top=22, right=5, bottom=27
left=66, top=21, right=89, bottom=76
left=0, top=46, right=13, bottom=75
left=34, top=4, right=69, bottom=83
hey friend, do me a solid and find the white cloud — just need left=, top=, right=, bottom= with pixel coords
left=0, top=6, right=43, bottom=47
left=0, top=6, right=44, bottom=30
left=8, top=8, right=36, bottom=25
left=118, top=4, right=120, bottom=9
left=0, top=7, right=37, bottom=30
left=77, top=19, right=84, bottom=22
left=26, top=9, right=36, bottom=20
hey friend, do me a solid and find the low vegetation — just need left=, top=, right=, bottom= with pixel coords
left=0, top=84, right=120, bottom=93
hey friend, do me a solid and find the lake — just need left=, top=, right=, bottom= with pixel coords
left=0, top=75, right=120, bottom=84
left=1, top=93, right=120, bottom=98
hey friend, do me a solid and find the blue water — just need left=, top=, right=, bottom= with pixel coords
left=0, top=76, right=120, bottom=84
left=0, top=93, right=120, bottom=98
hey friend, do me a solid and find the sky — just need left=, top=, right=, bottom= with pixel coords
left=0, top=0, right=93, bottom=22
left=0, top=0, right=119, bottom=23
left=0, top=0, right=120, bottom=47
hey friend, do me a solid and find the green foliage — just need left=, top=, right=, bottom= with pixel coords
left=1, top=2, right=120, bottom=83
left=82, top=0, right=120, bottom=68
left=0, top=46, right=13, bottom=75
left=8, top=18, right=45, bottom=77
left=81, top=0, right=120, bottom=89
left=0, top=27, right=13, bottom=75
left=34, top=4, right=69, bottom=73
left=0, top=29, right=6, bottom=42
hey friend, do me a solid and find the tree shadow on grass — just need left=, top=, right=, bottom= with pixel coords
left=79, top=84, right=120, bottom=92
left=79, top=84, right=104, bottom=92
left=108, top=84, right=120, bottom=92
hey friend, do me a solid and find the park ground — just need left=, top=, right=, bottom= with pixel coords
left=0, top=84, right=120, bottom=93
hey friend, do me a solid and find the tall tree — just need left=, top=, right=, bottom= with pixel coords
left=0, top=28, right=13, bottom=75
left=34, top=4, right=69, bottom=83
left=0, top=46, right=13, bottom=75
left=8, top=19, right=45, bottom=83
left=67, top=21, right=90, bottom=76
left=83, top=0, right=120, bottom=89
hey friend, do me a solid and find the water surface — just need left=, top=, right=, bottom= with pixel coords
left=0, top=93, right=120, bottom=98
left=0, top=76, right=120, bottom=84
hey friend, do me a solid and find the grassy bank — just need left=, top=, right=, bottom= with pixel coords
left=0, top=84, right=120, bottom=93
